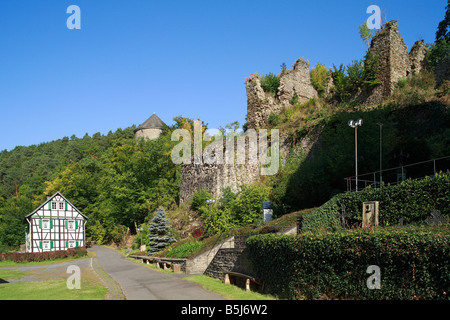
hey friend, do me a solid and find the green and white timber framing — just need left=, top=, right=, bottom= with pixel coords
left=25, top=191, right=88, bottom=253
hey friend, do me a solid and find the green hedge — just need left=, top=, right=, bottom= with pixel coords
left=302, top=172, right=450, bottom=233
left=246, top=225, right=450, bottom=299
left=0, top=247, right=87, bottom=263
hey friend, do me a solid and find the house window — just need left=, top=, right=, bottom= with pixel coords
left=68, top=240, right=76, bottom=248
left=59, top=202, right=64, bottom=210
left=42, top=240, right=51, bottom=250
left=42, top=219, right=50, bottom=229
left=51, top=202, right=57, bottom=210
left=67, top=220, right=75, bottom=230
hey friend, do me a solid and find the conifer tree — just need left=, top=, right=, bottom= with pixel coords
left=147, top=207, right=176, bottom=255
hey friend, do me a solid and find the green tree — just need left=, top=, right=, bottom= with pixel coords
left=310, top=63, right=331, bottom=97
left=231, top=183, right=271, bottom=226
left=147, top=207, right=176, bottom=255
left=0, top=195, right=32, bottom=251
left=359, top=21, right=374, bottom=46
left=427, top=1, right=450, bottom=71
left=436, top=0, right=450, bottom=42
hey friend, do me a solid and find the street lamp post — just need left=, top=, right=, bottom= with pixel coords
left=137, top=227, right=143, bottom=247
left=377, top=123, right=383, bottom=186
left=348, top=118, right=363, bottom=192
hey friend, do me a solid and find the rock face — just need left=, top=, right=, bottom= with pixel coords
left=246, top=58, right=317, bottom=130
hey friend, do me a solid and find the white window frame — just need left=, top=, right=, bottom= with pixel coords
left=42, top=219, right=50, bottom=230
left=42, top=240, right=51, bottom=250
left=51, top=202, right=57, bottom=210
left=67, top=220, right=76, bottom=230
left=68, top=240, right=76, bottom=248
left=59, top=202, right=64, bottom=210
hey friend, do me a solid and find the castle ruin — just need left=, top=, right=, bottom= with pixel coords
left=178, top=20, right=441, bottom=204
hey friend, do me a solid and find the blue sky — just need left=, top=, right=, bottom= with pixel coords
left=0, top=0, right=446, bottom=151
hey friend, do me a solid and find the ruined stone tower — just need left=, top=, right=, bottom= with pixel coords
left=134, top=113, right=166, bottom=141
left=246, top=58, right=318, bottom=129
left=364, top=20, right=411, bottom=105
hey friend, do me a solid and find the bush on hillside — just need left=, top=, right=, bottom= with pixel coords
left=260, top=73, right=281, bottom=94
left=191, top=188, right=213, bottom=212
left=302, top=172, right=450, bottom=233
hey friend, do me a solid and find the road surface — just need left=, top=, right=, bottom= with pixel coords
left=90, top=245, right=226, bottom=300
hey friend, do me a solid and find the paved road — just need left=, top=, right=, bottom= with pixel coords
left=91, top=245, right=226, bottom=300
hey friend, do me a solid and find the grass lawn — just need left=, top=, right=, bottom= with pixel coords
left=0, top=277, right=108, bottom=300
left=0, top=254, right=108, bottom=300
left=184, top=275, right=277, bottom=300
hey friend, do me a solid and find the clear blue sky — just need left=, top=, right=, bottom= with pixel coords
left=0, top=0, right=446, bottom=151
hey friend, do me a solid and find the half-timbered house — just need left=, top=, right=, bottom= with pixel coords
left=25, top=192, right=88, bottom=252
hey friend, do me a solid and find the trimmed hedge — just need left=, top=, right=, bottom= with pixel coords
left=302, top=172, right=450, bottom=233
left=0, top=247, right=87, bottom=263
left=246, top=225, right=450, bottom=300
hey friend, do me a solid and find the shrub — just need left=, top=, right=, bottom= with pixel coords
left=230, top=183, right=271, bottom=226
left=191, top=188, right=213, bottom=212
left=247, top=225, right=450, bottom=299
left=0, top=247, right=87, bottom=263
left=260, top=73, right=280, bottom=94
left=346, top=60, right=364, bottom=88
left=268, top=113, right=281, bottom=126
left=198, top=183, right=271, bottom=235
left=331, top=64, right=351, bottom=102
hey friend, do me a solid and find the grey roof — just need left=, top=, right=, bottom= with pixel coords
left=135, top=113, right=166, bottom=132
left=25, top=191, right=88, bottom=220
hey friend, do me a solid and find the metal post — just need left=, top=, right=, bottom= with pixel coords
left=348, top=119, right=363, bottom=192
left=377, top=123, right=383, bottom=186
left=355, top=126, right=358, bottom=192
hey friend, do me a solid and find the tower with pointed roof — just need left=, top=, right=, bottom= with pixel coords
left=134, top=113, right=166, bottom=141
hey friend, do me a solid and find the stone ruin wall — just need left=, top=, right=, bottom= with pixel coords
left=247, top=20, right=432, bottom=126
left=246, top=58, right=318, bottom=130
left=363, top=20, right=411, bottom=105
left=179, top=138, right=262, bottom=204
left=178, top=131, right=319, bottom=204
